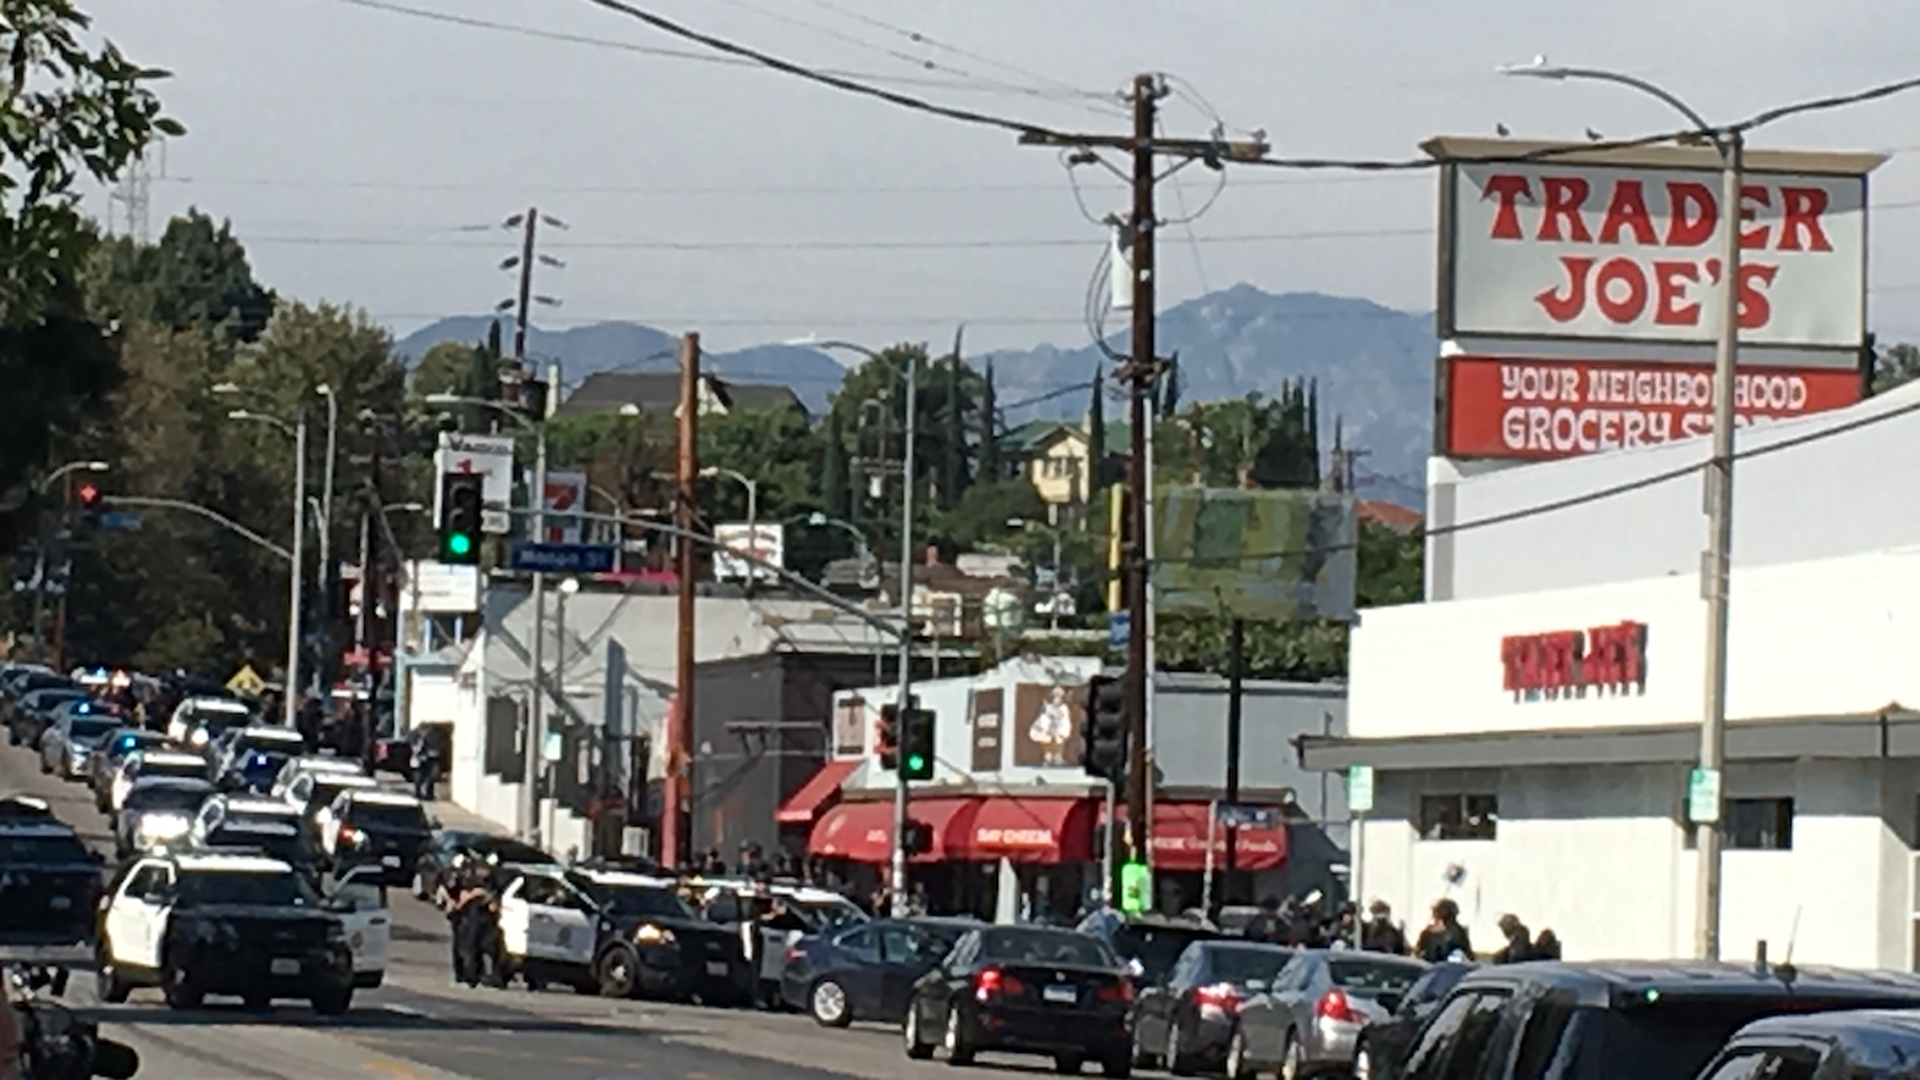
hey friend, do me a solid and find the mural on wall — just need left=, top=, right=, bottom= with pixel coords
left=834, top=693, right=868, bottom=757
left=970, top=688, right=1003, bottom=772
left=1013, top=682, right=1087, bottom=768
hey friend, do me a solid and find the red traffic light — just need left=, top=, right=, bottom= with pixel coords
left=75, top=482, right=102, bottom=508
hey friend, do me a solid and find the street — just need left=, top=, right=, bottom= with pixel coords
left=0, top=743, right=1081, bottom=1080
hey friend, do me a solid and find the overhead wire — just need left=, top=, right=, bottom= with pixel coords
left=237, top=225, right=1434, bottom=250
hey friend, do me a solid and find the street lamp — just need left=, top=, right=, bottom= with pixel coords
left=1501, top=57, right=1740, bottom=961
left=701, top=467, right=761, bottom=576
left=797, top=335, right=917, bottom=918
left=425, top=390, right=552, bottom=848
left=803, top=510, right=873, bottom=570
left=225, top=406, right=308, bottom=728
left=1009, top=517, right=1066, bottom=632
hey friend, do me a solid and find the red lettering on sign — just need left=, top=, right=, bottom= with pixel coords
left=1665, top=182, right=1716, bottom=247
left=1501, top=621, right=1648, bottom=699
left=1598, top=180, right=1656, bottom=245
left=1484, top=173, right=1532, bottom=240
left=1778, top=187, right=1833, bottom=252
left=1538, top=176, right=1593, bottom=243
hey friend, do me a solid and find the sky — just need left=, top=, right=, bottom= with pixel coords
left=76, top=0, right=1920, bottom=355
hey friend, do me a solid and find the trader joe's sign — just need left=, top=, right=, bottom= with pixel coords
left=1443, top=157, right=1870, bottom=348
left=1443, top=356, right=1862, bottom=460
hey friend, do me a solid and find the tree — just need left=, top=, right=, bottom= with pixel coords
left=1159, top=353, right=1183, bottom=416
left=938, top=480, right=1047, bottom=553
left=1356, top=520, right=1422, bottom=607
left=940, top=353, right=967, bottom=509
left=820, top=402, right=850, bottom=520
left=97, top=210, right=274, bottom=342
left=410, top=341, right=472, bottom=401
left=698, top=403, right=822, bottom=523
left=979, top=359, right=1001, bottom=483
left=1086, top=368, right=1106, bottom=496
left=1153, top=383, right=1321, bottom=490
left=1, top=2, right=181, bottom=325
left=1873, top=340, right=1920, bottom=395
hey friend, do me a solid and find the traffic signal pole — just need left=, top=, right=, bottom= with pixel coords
left=284, top=411, right=307, bottom=727
left=891, top=349, right=917, bottom=918
left=1122, top=75, right=1159, bottom=874
left=522, top=409, right=549, bottom=848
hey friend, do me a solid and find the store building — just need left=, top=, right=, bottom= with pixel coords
left=781, top=657, right=1348, bottom=922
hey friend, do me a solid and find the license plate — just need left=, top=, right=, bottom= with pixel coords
left=705, top=961, right=729, bottom=976
left=1043, top=984, right=1077, bottom=1004
left=48, top=896, right=70, bottom=910
left=381, top=855, right=401, bottom=868
left=270, top=958, right=300, bottom=976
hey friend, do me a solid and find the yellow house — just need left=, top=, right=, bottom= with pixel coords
left=999, top=420, right=1125, bottom=514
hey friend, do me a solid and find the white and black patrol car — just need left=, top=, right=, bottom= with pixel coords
left=494, top=865, right=749, bottom=1002
left=95, top=850, right=388, bottom=1011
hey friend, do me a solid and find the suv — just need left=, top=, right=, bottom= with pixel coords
left=315, top=789, right=433, bottom=882
left=0, top=816, right=102, bottom=947
left=564, top=866, right=748, bottom=1001
left=1396, top=961, right=1920, bottom=1080
left=95, top=851, right=383, bottom=1011
left=1694, top=1008, right=1920, bottom=1080
left=1075, top=910, right=1222, bottom=986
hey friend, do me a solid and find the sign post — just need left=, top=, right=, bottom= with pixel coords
left=1347, top=764, right=1375, bottom=917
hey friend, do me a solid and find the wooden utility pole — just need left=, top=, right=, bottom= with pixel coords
left=1019, top=74, right=1269, bottom=895
left=663, top=331, right=701, bottom=869
left=511, top=207, right=538, bottom=373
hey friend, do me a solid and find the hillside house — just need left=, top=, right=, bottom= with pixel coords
left=562, top=371, right=807, bottom=420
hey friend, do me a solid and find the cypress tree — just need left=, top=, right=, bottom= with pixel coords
left=1087, top=367, right=1107, bottom=498
left=979, top=360, right=1001, bottom=482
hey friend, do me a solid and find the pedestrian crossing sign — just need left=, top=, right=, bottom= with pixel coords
left=1119, top=861, right=1151, bottom=915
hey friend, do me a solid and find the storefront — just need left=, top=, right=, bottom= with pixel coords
left=1302, top=546, right=1920, bottom=969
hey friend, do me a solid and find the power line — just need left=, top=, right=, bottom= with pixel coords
left=239, top=225, right=1433, bottom=251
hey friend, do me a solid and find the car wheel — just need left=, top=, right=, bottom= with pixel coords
left=1353, top=1042, right=1374, bottom=1080
left=945, top=1004, right=976, bottom=1066
left=1130, top=1024, right=1156, bottom=1068
left=1053, top=1054, right=1084, bottom=1074
left=1278, top=1032, right=1303, bottom=1080
left=1226, top=1028, right=1255, bottom=1080
left=312, top=984, right=353, bottom=1016
left=1100, top=1055, right=1132, bottom=1080
left=1167, top=1024, right=1194, bottom=1077
left=810, top=978, right=852, bottom=1028
left=904, top=1003, right=935, bottom=1060
left=595, top=945, right=639, bottom=999
left=161, top=956, right=202, bottom=1010
left=96, top=953, right=130, bottom=1005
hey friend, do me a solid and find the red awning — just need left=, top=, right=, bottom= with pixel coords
left=1143, top=801, right=1288, bottom=872
left=961, top=797, right=1096, bottom=864
left=808, top=797, right=976, bottom=863
left=775, top=759, right=861, bottom=825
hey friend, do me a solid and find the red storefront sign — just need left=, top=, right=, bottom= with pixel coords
left=1444, top=355, right=1862, bottom=460
left=1502, top=621, right=1648, bottom=699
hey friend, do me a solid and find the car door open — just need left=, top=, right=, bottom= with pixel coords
left=329, top=865, right=391, bottom=983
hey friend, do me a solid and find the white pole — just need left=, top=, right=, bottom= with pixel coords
left=284, top=414, right=308, bottom=727
left=891, top=353, right=917, bottom=918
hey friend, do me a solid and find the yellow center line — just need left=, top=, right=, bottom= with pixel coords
left=363, top=1061, right=429, bottom=1080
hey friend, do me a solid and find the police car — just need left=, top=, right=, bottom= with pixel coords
left=164, top=695, right=253, bottom=749
left=95, top=850, right=387, bottom=1010
left=190, top=795, right=320, bottom=875
left=109, top=749, right=211, bottom=815
left=563, top=865, right=749, bottom=1002
left=690, top=877, right=870, bottom=1002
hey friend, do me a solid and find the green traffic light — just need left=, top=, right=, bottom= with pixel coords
left=447, top=533, right=474, bottom=557
left=906, top=754, right=926, bottom=772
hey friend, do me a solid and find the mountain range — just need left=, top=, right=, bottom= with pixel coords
left=393, top=286, right=1435, bottom=508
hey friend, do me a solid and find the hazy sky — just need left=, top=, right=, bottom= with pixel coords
left=80, top=0, right=1920, bottom=355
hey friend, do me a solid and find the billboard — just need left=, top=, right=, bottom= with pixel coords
left=1151, top=487, right=1356, bottom=622
left=712, top=522, right=784, bottom=582
left=1430, top=137, right=1884, bottom=350
left=1442, top=356, right=1864, bottom=461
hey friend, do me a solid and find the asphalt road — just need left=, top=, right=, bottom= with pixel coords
left=1, top=736, right=1135, bottom=1080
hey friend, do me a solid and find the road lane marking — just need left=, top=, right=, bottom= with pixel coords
left=364, top=1061, right=430, bottom=1080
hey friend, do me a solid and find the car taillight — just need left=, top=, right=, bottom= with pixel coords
left=1315, top=988, right=1361, bottom=1024
left=338, top=825, right=361, bottom=845
left=1094, top=978, right=1135, bottom=1003
left=974, top=966, right=1026, bottom=1001
left=1195, top=982, right=1243, bottom=1013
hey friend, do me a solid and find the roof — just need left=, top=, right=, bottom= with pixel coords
left=128, top=775, right=214, bottom=791
left=290, top=757, right=366, bottom=775
left=170, top=853, right=295, bottom=874
left=220, top=798, right=300, bottom=816
left=238, top=727, right=305, bottom=742
left=1420, top=135, right=1888, bottom=176
left=180, top=697, right=250, bottom=714
left=1358, top=500, right=1422, bottom=532
left=1730, top=1007, right=1920, bottom=1063
left=0, top=821, right=80, bottom=838
left=134, top=750, right=208, bottom=767
left=314, top=774, right=380, bottom=789
left=344, top=790, right=422, bottom=806
left=571, top=868, right=677, bottom=889
left=561, top=370, right=806, bottom=418
left=1457, top=961, right=1920, bottom=1003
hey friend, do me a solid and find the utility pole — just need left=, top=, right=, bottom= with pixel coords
left=50, top=473, right=72, bottom=674
left=512, top=207, right=538, bottom=374
left=1019, top=74, right=1269, bottom=896
left=664, top=332, right=701, bottom=870
left=891, top=351, right=918, bottom=918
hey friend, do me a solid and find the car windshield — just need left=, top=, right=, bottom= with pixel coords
left=125, top=785, right=211, bottom=812
left=980, top=928, right=1118, bottom=969
left=346, top=802, right=429, bottom=830
left=238, top=734, right=304, bottom=754
left=1208, top=947, right=1295, bottom=984
left=211, top=825, right=312, bottom=863
left=139, top=761, right=205, bottom=781
left=68, top=718, right=120, bottom=741
left=1114, top=925, right=1216, bottom=983
left=0, top=833, right=92, bottom=864
left=177, top=869, right=317, bottom=908
left=1595, top=997, right=1895, bottom=1080
left=1330, top=957, right=1426, bottom=993
left=26, top=690, right=85, bottom=709
left=595, top=885, right=696, bottom=920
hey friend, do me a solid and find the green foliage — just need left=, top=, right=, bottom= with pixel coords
left=1, top=1, right=180, bottom=325
left=820, top=406, right=850, bottom=520
left=97, top=211, right=274, bottom=342
left=409, top=341, right=470, bottom=401
left=1086, top=370, right=1107, bottom=491
left=1873, top=340, right=1920, bottom=395
left=1155, top=380, right=1321, bottom=490
left=697, top=403, right=821, bottom=523
left=978, top=359, right=1001, bottom=482
left=1357, top=520, right=1422, bottom=607
left=937, top=480, right=1046, bottom=552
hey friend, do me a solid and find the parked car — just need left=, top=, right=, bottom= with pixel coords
left=1075, top=909, right=1221, bottom=987
left=1231, top=949, right=1428, bottom=1079
left=1127, top=939, right=1298, bottom=1074
left=1, top=668, right=77, bottom=742
left=1694, top=1007, right=1920, bottom=1080
left=781, top=916, right=980, bottom=1026
left=38, top=706, right=127, bottom=780
left=902, top=924, right=1136, bottom=1076
left=1396, top=961, right=1920, bottom=1080
left=1350, top=961, right=1476, bottom=1080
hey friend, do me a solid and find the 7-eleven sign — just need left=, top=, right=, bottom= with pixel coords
left=541, top=470, right=588, bottom=544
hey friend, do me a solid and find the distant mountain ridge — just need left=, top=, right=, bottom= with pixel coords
left=392, top=285, right=1437, bottom=507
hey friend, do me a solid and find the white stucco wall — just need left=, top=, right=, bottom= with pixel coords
left=1427, top=377, right=1915, bottom=602
left=1350, top=546, right=1920, bottom=740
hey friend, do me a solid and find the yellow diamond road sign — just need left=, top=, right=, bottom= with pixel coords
left=225, top=664, right=265, bottom=697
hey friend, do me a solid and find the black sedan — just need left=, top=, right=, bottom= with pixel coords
left=1351, top=961, right=1475, bottom=1080
left=412, top=830, right=556, bottom=898
left=1129, top=939, right=1297, bottom=1074
left=903, top=925, right=1135, bottom=1077
left=783, top=916, right=978, bottom=1027
left=0, top=817, right=103, bottom=947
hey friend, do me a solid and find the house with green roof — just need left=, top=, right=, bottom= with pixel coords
left=996, top=419, right=1128, bottom=520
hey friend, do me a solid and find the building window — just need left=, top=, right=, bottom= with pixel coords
left=1725, top=798, right=1793, bottom=851
left=1418, top=794, right=1498, bottom=840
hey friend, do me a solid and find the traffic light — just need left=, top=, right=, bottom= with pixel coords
left=74, top=482, right=102, bottom=511
left=438, top=472, right=484, bottom=564
left=902, top=818, right=933, bottom=856
left=1081, top=673, right=1129, bottom=782
left=900, top=706, right=935, bottom=781
left=875, top=703, right=900, bottom=770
